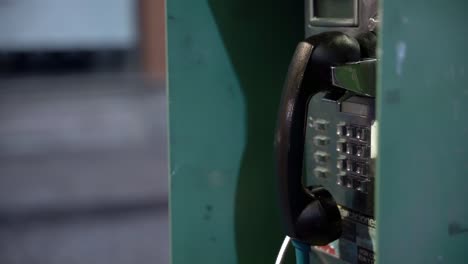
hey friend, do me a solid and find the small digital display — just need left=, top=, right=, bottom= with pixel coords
left=341, top=101, right=370, bottom=117
left=313, top=0, right=355, bottom=19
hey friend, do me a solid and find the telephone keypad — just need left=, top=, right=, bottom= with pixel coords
left=336, top=127, right=371, bottom=193
left=316, top=122, right=372, bottom=194
left=307, top=92, right=375, bottom=215
left=336, top=123, right=369, bottom=142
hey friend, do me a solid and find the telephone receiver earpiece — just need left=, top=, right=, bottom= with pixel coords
left=275, top=31, right=361, bottom=245
left=356, top=31, right=378, bottom=58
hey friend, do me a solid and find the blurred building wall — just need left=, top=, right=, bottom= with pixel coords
left=140, top=0, right=166, bottom=81
left=0, top=0, right=137, bottom=50
left=0, top=1, right=169, bottom=262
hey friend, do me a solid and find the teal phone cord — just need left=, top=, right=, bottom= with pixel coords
left=292, top=240, right=310, bottom=264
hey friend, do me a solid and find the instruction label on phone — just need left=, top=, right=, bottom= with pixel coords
left=314, top=206, right=376, bottom=264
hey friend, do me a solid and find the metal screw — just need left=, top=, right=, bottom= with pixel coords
left=368, top=17, right=380, bottom=32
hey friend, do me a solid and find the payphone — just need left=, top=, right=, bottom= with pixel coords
left=275, top=1, right=378, bottom=263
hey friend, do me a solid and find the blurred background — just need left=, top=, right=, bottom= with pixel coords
left=0, top=0, right=168, bottom=263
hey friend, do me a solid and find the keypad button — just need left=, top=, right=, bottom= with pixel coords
left=356, top=128, right=368, bottom=141
left=314, top=151, right=330, bottom=164
left=346, top=143, right=355, bottom=155
left=337, top=140, right=347, bottom=153
left=314, top=136, right=330, bottom=147
left=337, top=122, right=347, bottom=136
left=337, top=173, right=347, bottom=186
left=346, top=126, right=355, bottom=137
left=346, top=178, right=354, bottom=189
left=337, top=156, right=347, bottom=170
left=314, top=119, right=329, bottom=131
left=346, top=160, right=354, bottom=172
left=314, top=167, right=329, bottom=179
left=355, top=179, right=369, bottom=193
left=356, top=146, right=369, bottom=158
left=355, top=163, right=368, bottom=176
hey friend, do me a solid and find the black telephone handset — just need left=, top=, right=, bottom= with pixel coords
left=275, top=31, right=365, bottom=245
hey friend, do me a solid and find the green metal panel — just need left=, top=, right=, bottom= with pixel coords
left=167, top=1, right=302, bottom=263
left=377, top=1, right=468, bottom=263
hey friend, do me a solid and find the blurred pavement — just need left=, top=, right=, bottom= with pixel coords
left=0, top=74, right=169, bottom=264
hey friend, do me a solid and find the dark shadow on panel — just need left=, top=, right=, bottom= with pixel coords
left=208, top=1, right=302, bottom=263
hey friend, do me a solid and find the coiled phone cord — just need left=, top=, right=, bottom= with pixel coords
left=275, top=236, right=310, bottom=264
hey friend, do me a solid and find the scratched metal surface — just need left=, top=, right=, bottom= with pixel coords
left=377, top=1, right=468, bottom=263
